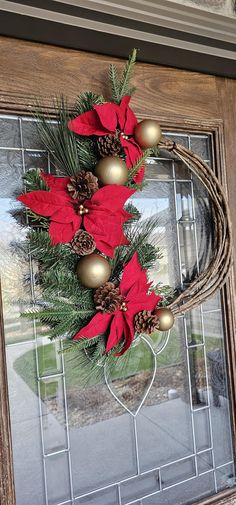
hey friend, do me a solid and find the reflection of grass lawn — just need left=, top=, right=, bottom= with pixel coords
left=13, top=330, right=222, bottom=398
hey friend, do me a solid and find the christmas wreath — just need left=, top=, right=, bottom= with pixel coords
left=16, top=50, right=232, bottom=374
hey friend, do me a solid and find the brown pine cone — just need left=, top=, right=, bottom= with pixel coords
left=97, top=131, right=122, bottom=158
left=67, top=170, right=99, bottom=201
left=134, top=310, right=160, bottom=335
left=94, top=282, right=124, bottom=313
left=71, top=230, right=96, bottom=255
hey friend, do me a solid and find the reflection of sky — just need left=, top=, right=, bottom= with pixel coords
left=0, top=198, right=26, bottom=248
left=0, top=198, right=18, bottom=222
left=129, top=196, right=169, bottom=220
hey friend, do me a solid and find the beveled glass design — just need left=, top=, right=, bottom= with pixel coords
left=0, top=116, right=235, bottom=505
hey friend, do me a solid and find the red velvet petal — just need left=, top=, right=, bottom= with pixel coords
left=115, top=316, right=134, bottom=356
left=105, top=311, right=125, bottom=353
left=40, top=172, right=70, bottom=191
left=82, top=185, right=134, bottom=256
left=17, top=191, right=69, bottom=217
left=120, top=96, right=138, bottom=134
left=127, top=292, right=161, bottom=319
left=73, top=312, right=113, bottom=340
left=84, top=209, right=129, bottom=257
left=116, top=96, right=129, bottom=131
left=51, top=207, right=81, bottom=225
left=120, top=252, right=142, bottom=296
left=49, top=221, right=76, bottom=244
left=68, top=110, right=107, bottom=136
left=89, top=185, right=135, bottom=211
left=94, top=102, right=118, bottom=133
left=120, top=137, right=142, bottom=165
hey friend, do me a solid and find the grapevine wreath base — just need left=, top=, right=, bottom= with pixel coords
left=16, top=50, right=232, bottom=376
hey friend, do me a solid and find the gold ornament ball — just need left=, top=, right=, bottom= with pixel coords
left=94, top=156, right=129, bottom=186
left=134, top=119, right=162, bottom=149
left=77, top=254, right=111, bottom=289
left=154, top=307, right=174, bottom=332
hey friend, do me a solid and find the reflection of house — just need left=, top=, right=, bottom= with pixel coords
left=130, top=174, right=213, bottom=289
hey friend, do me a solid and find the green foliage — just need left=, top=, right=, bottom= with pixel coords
left=111, top=214, right=162, bottom=282
left=154, top=283, right=179, bottom=307
left=74, top=91, right=104, bottom=115
left=76, top=137, right=98, bottom=170
left=109, top=64, right=120, bottom=104
left=23, top=168, right=48, bottom=192
left=124, top=202, right=141, bottom=224
left=126, top=150, right=151, bottom=188
left=149, top=146, right=160, bottom=157
left=35, top=96, right=79, bottom=176
left=27, top=211, right=49, bottom=229
left=23, top=295, right=95, bottom=340
left=28, top=229, right=76, bottom=270
left=109, top=49, right=137, bottom=104
left=73, top=92, right=105, bottom=169
left=60, top=335, right=126, bottom=386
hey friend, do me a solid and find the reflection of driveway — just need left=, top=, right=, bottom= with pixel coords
left=7, top=343, right=67, bottom=505
left=6, top=344, right=234, bottom=505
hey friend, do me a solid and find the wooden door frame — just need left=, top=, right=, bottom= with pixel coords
left=1, top=0, right=236, bottom=78
left=0, top=36, right=236, bottom=505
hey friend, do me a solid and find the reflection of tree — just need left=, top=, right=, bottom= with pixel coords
left=0, top=218, right=33, bottom=343
left=207, top=349, right=227, bottom=407
left=0, top=220, right=29, bottom=302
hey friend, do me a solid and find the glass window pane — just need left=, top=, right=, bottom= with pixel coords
left=1, top=118, right=234, bottom=505
left=0, top=116, right=21, bottom=147
left=75, top=486, right=119, bottom=505
left=45, top=452, right=71, bottom=505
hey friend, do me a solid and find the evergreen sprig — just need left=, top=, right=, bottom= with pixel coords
left=109, top=49, right=137, bottom=104
left=28, top=229, right=76, bottom=270
left=74, top=91, right=104, bottom=115
left=74, top=92, right=106, bottom=169
left=126, top=150, right=151, bottom=188
left=111, top=214, right=163, bottom=282
left=23, top=168, right=49, bottom=192
left=76, top=137, right=98, bottom=170
left=35, top=96, right=79, bottom=177
left=23, top=296, right=95, bottom=340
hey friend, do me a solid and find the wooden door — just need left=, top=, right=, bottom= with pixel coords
left=0, top=37, right=236, bottom=505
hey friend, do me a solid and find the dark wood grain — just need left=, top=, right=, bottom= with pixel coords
left=0, top=35, right=236, bottom=505
left=0, top=36, right=219, bottom=119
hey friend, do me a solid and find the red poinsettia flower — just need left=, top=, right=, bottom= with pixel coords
left=17, top=172, right=134, bottom=257
left=68, top=96, right=144, bottom=183
left=73, top=253, right=161, bottom=355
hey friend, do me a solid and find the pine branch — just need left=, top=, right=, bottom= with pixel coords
left=126, top=149, right=151, bottom=185
left=118, top=48, right=137, bottom=101
left=23, top=168, right=49, bottom=192
left=124, top=203, right=141, bottom=224
left=60, top=336, right=101, bottom=355
left=109, top=64, right=121, bottom=104
left=27, top=210, right=49, bottom=229
left=149, top=146, right=160, bottom=157
left=76, top=137, right=98, bottom=170
left=154, top=283, right=178, bottom=306
left=35, top=96, right=80, bottom=177
left=23, top=296, right=95, bottom=339
left=111, top=214, right=163, bottom=281
left=27, top=229, right=77, bottom=271
left=109, top=49, right=137, bottom=104
left=41, top=266, right=95, bottom=306
left=74, top=91, right=104, bottom=115
left=42, top=268, right=79, bottom=298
